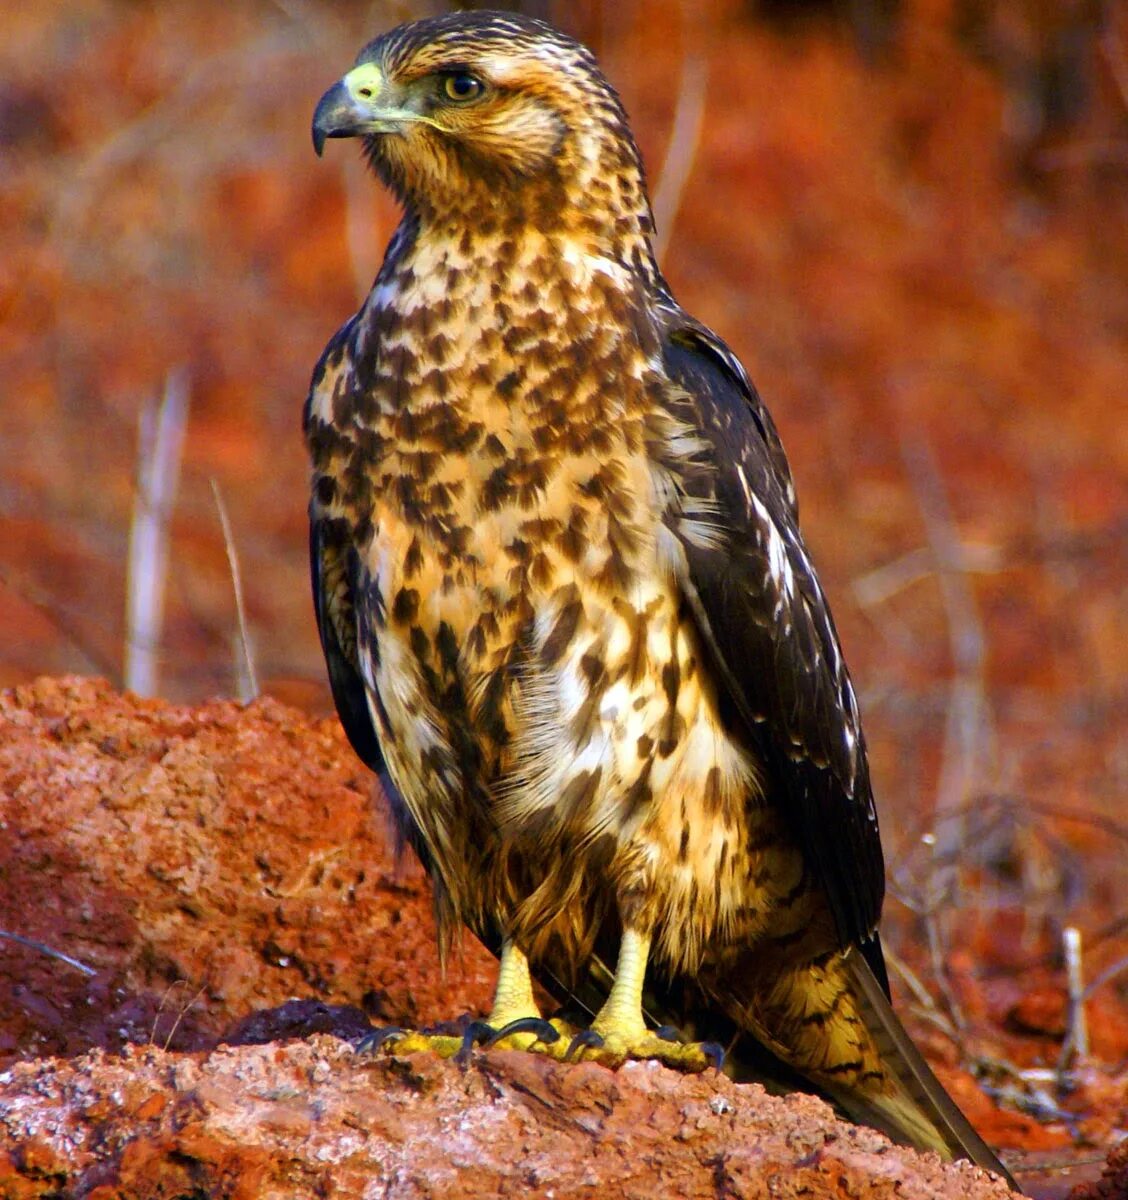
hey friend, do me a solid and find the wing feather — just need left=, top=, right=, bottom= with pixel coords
left=306, top=319, right=387, bottom=776
left=659, top=313, right=885, bottom=962
left=310, top=516, right=385, bottom=774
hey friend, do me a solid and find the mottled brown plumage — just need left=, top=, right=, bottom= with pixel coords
left=306, top=11, right=1012, bottom=1185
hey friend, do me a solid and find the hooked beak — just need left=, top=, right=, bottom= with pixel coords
left=312, top=62, right=411, bottom=156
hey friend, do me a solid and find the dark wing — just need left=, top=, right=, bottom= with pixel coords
left=659, top=312, right=886, bottom=972
left=310, top=515, right=385, bottom=774
left=306, top=318, right=386, bottom=775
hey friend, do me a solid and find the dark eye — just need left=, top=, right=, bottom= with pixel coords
left=442, top=72, right=485, bottom=103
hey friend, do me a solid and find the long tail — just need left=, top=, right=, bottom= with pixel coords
left=658, top=941, right=1015, bottom=1188
left=834, top=950, right=1016, bottom=1185
left=707, top=943, right=1017, bottom=1188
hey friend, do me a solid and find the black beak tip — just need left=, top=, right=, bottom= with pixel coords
left=312, top=80, right=351, bottom=158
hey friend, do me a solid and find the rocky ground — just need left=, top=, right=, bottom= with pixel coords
left=0, top=676, right=1124, bottom=1198
left=0, top=1038, right=1018, bottom=1200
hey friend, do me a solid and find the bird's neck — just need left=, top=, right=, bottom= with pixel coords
left=386, top=128, right=662, bottom=289
left=381, top=199, right=662, bottom=313
left=352, top=203, right=667, bottom=437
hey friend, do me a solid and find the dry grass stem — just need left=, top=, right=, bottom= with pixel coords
left=162, top=983, right=208, bottom=1052
left=124, top=369, right=190, bottom=697
left=211, top=479, right=259, bottom=703
left=1057, top=925, right=1089, bottom=1075
left=0, top=930, right=96, bottom=977
left=149, top=979, right=192, bottom=1045
left=651, top=25, right=707, bottom=266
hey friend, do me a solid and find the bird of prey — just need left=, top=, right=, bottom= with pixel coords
left=307, top=10, right=1012, bottom=1183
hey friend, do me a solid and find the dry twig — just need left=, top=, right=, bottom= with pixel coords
left=853, top=543, right=1001, bottom=609
left=882, top=941, right=961, bottom=1041
left=1083, top=951, right=1128, bottom=1001
left=211, top=479, right=259, bottom=703
left=0, top=567, right=121, bottom=681
left=0, top=930, right=96, bottom=977
left=897, top=422, right=993, bottom=908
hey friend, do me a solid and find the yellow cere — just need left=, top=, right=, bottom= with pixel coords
left=343, top=62, right=384, bottom=104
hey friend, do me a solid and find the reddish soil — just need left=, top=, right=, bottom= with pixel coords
left=0, top=677, right=1124, bottom=1197
left=0, top=676, right=496, bottom=1065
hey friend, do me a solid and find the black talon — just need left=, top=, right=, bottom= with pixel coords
left=565, top=1028, right=604, bottom=1061
left=355, top=1025, right=406, bottom=1054
left=484, top=1016, right=561, bottom=1048
left=454, top=1019, right=497, bottom=1064
left=654, top=1024, right=685, bottom=1044
left=701, top=1040, right=726, bottom=1071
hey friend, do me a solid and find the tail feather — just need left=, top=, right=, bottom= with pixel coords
left=839, top=950, right=1016, bottom=1188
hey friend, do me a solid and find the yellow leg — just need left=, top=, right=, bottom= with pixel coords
left=574, top=926, right=718, bottom=1073
left=487, top=939, right=541, bottom=1026
left=361, top=929, right=716, bottom=1072
left=590, top=927, right=651, bottom=1045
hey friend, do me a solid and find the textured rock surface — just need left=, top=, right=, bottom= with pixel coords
left=0, top=674, right=496, bottom=1065
left=0, top=676, right=1119, bottom=1197
left=0, top=1038, right=1018, bottom=1200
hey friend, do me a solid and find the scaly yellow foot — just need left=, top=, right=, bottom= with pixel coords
left=566, top=928, right=723, bottom=1073
left=457, top=939, right=577, bottom=1056
left=356, top=930, right=721, bottom=1072
left=357, top=938, right=571, bottom=1060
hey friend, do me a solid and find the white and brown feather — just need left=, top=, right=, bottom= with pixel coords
left=303, top=17, right=1006, bottom=1172
left=308, top=7, right=847, bottom=1034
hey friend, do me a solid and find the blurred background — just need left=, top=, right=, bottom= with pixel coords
left=1, top=0, right=1125, bottom=1156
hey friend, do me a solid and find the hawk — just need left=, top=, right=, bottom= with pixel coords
left=306, top=11, right=1011, bottom=1182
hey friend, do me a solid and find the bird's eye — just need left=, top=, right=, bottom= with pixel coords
left=442, top=73, right=485, bottom=103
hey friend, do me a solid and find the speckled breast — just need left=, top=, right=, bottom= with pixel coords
left=311, top=228, right=812, bottom=974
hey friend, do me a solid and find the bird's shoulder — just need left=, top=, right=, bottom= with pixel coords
left=305, top=315, right=362, bottom=446
left=655, top=305, right=798, bottom=519
left=651, top=302, right=885, bottom=955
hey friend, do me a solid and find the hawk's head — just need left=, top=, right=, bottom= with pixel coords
left=312, top=11, right=651, bottom=236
